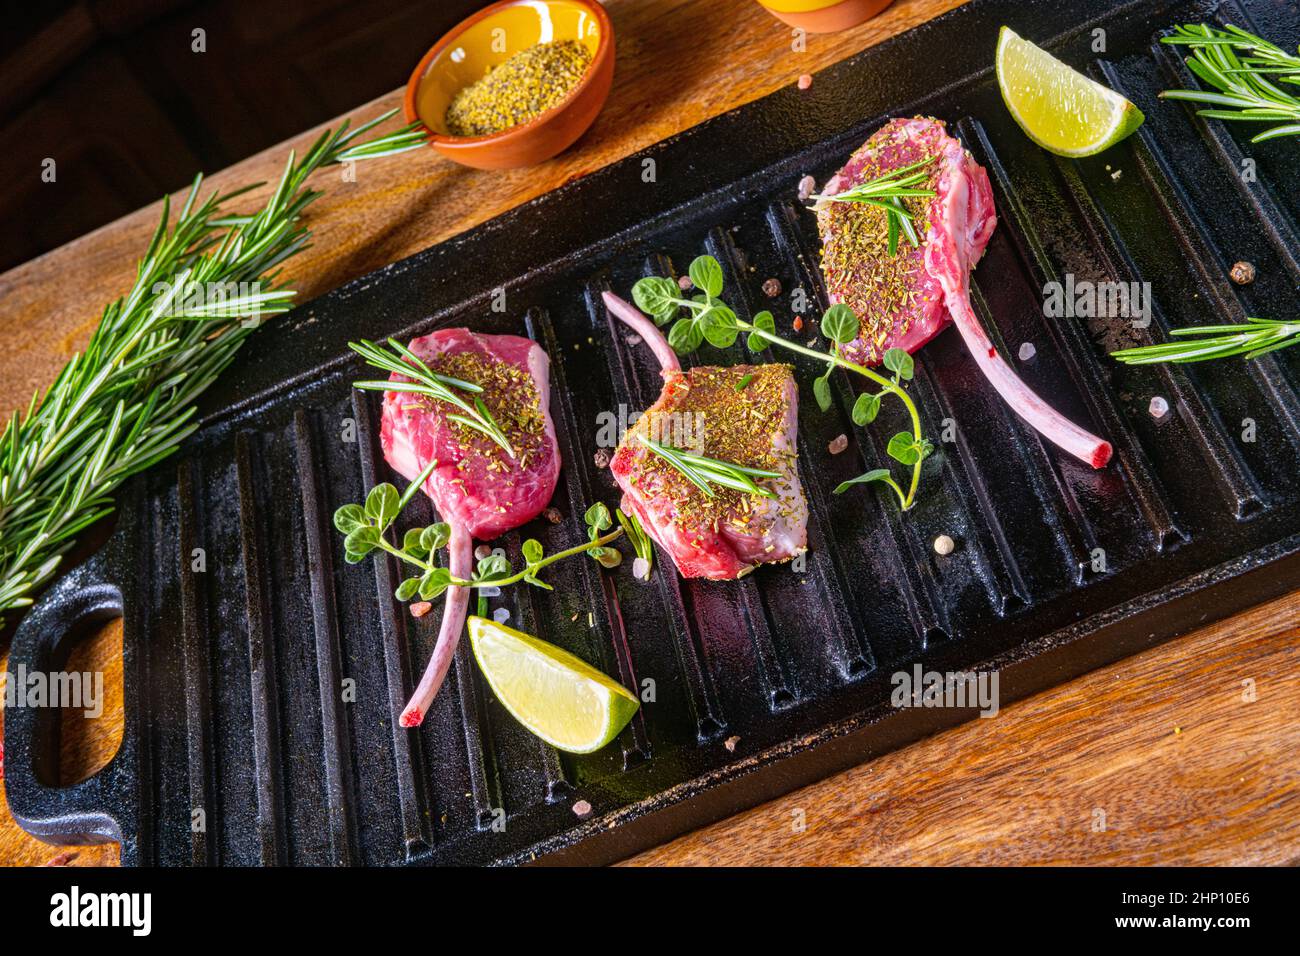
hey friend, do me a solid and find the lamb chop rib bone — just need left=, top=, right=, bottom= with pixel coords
left=379, top=329, right=561, bottom=727
left=819, top=117, right=1111, bottom=469
left=604, top=292, right=808, bottom=580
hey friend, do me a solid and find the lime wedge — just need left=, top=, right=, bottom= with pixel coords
left=468, top=616, right=639, bottom=754
left=996, top=27, right=1144, bottom=157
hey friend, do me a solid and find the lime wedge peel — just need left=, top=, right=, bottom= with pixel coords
left=468, top=616, right=640, bottom=754
left=995, top=26, right=1144, bottom=157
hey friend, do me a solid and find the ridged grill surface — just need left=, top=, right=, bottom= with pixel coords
left=7, top=0, right=1300, bottom=865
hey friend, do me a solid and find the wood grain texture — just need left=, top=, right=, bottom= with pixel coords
left=1, top=0, right=1297, bottom=868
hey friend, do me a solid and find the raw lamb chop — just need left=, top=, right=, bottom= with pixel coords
left=817, top=116, right=1111, bottom=468
left=603, top=293, right=808, bottom=579
left=380, top=328, right=561, bottom=727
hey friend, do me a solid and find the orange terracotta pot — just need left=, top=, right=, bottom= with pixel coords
left=757, top=0, right=895, bottom=33
left=404, top=0, right=614, bottom=170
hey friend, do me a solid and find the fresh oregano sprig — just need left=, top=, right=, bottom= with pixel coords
left=811, top=155, right=936, bottom=255
left=348, top=337, right=516, bottom=458
left=334, top=469, right=642, bottom=602
left=630, top=255, right=932, bottom=510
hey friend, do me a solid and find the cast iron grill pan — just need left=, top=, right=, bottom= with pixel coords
left=6, top=0, right=1300, bottom=865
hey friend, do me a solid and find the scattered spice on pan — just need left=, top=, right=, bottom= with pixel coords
left=445, top=40, right=593, bottom=137
left=933, top=534, right=956, bottom=556
left=762, top=277, right=782, bottom=298
left=543, top=507, right=563, bottom=524
left=1230, top=261, right=1256, bottom=285
left=593, top=448, right=611, bottom=469
left=792, top=315, right=804, bottom=332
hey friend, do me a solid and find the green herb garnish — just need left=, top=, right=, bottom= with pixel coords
left=0, top=109, right=426, bottom=625
left=812, top=156, right=936, bottom=255
left=637, top=435, right=780, bottom=499
left=334, top=468, right=632, bottom=602
left=1110, top=317, right=1300, bottom=365
left=631, top=256, right=932, bottom=511
left=1161, top=23, right=1300, bottom=143
left=349, top=338, right=516, bottom=458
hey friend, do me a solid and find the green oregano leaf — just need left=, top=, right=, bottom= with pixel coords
left=668, top=317, right=704, bottom=355
left=363, top=483, right=400, bottom=527
left=333, top=504, right=366, bottom=535
left=821, top=303, right=859, bottom=345
left=522, top=538, right=544, bottom=565
left=852, top=392, right=882, bottom=426
left=813, top=373, right=832, bottom=413
left=887, top=431, right=922, bottom=465
left=883, top=347, right=914, bottom=381
left=585, top=502, right=612, bottom=533
left=689, top=255, right=725, bottom=299
left=747, top=310, right=776, bottom=353
left=833, top=468, right=892, bottom=495
left=632, top=276, right=680, bottom=325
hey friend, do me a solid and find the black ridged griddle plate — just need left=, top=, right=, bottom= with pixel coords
left=7, top=0, right=1300, bottom=865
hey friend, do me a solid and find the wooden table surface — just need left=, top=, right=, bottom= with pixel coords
left=2, top=0, right=1298, bottom=868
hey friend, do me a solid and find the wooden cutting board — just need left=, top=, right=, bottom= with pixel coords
left=2, top=0, right=1297, bottom=867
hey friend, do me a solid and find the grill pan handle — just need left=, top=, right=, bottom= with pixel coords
left=4, top=548, right=140, bottom=861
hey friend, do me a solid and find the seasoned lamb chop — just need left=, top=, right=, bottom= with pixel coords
left=380, top=328, right=560, bottom=726
left=603, top=293, right=808, bottom=579
left=817, top=116, right=1110, bottom=468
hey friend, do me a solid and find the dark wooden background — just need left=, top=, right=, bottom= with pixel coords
left=0, top=0, right=488, bottom=274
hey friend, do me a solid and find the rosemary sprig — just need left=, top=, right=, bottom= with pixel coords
left=812, top=155, right=936, bottom=255
left=1110, top=317, right=1300, bottom=364
left=0, top=109, right=426, bottom=625
left=637, top=435, right=780, bottom=499
left=335, top=469, right=637, bottom=603
left=349, top=338, right=516, bottom=458
left=631, top=256, right=932, bottom=511
left=1161, top=23, right=1300, bottom=142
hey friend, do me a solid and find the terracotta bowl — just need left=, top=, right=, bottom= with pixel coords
left=756, top=0, right=894, bottom=33
left=404, top=0, right=614, bottom=170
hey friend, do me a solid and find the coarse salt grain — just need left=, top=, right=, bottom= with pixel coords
left=477, top=585, right=501, bottom=598
left=678, top=275, right=693, bottom=291
left=797, top=74, right=813, bottom=90
left=828, top=434, right=848, bottom=455
left=632, top=557, right=651, bottom=580
left=724, top=736, right=740, bottom=752
left=1018, top=342, right=1036, bottom=362
left=474, top=544, right=492, bottom=560
left=410, top=601, right=433, bottom=618
left=1148, top=396, right=1169, bottom=419
left=797, top=175, right=816, bottom=201
left=933, top=534, right=955, bottom=556
left=492, top=608, right=510, bottom=625
left=572, top=800, right=592, bottom=817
